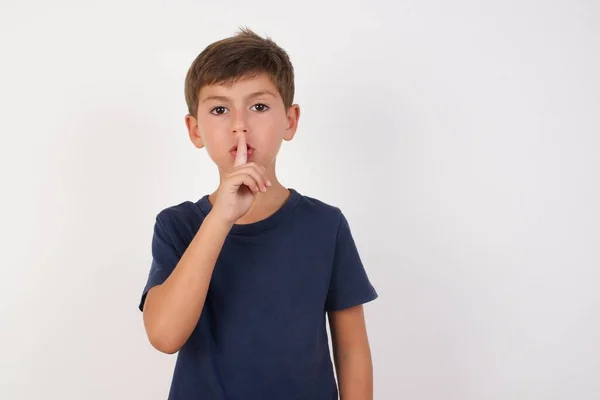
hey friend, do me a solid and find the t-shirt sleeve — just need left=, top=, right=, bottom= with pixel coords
left=325, top=211, right=378, bottom=312
left=138, top=213, right=181, bottom=311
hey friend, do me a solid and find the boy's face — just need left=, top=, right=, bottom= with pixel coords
left=185, top=72, right=300, bottom=175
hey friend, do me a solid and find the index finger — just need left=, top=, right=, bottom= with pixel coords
left=234, top=135, right=247, bottom=167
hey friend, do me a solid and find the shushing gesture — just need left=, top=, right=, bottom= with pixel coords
left=211, top=135, right=271, bottom=224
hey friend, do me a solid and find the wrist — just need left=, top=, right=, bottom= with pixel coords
left=205, top=209, right=235, bottom=231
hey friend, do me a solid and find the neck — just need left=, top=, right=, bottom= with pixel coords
left=241, top=180, right=290, bottom=224
left=209, top=171, right=291, bottom=225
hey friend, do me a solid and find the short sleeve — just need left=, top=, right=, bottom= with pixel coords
left=138, top=214, right=181, bottom=311
left=325, top=212, right=378, bottom=312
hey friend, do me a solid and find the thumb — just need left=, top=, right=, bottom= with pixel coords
left=234, top=135, right=247, bottom=167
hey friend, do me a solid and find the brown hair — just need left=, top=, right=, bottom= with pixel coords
left=184, top=27, right=295, bottom=118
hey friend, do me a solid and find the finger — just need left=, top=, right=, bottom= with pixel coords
left=233, top=162, right=270, bottom=186
left=233, top=135, right=247, bottom=168
left=231, top=164, right=269, bottom=191
left=232, top=161, right=265, bottom=173
left=240, top=174, right=260, bottom=193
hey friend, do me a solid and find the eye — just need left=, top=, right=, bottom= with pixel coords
left=210, top=106, right=228, bottom=115
left=251, top=103, right=270, bottom=112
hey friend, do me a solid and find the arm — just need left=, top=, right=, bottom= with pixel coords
left=142, top=134, right=270, bottom=354
left=329, top=305, right=374, bottom=400
left=142, top=212, right=232, bottom=354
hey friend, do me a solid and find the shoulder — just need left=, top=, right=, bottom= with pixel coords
left=293, top=190, right=346, bottom=231
left=153, top=199, right=205, bottom=242
left=156, top=199, right=202, bottom=222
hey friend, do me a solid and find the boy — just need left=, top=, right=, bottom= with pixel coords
left=139, top=28, right=378, bottom=399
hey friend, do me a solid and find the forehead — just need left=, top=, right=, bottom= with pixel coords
left=199, top=72, right=280, bottom=100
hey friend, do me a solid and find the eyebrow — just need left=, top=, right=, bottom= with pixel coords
left=200, top=90, right=277, bottom=104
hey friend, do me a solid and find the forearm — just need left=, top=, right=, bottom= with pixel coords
left=143, top=212, right=232, bottom=353
left=335, top=347, right=374, bottom=400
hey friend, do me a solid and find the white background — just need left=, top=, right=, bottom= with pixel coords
left=1, top=1, right=599, bottom=399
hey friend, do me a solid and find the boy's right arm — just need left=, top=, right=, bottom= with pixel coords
left=142, top=212, right=232, bottom=354
left=141, top=134, right=269, bottom=354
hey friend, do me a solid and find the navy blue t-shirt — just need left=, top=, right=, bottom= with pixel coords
left=139, top=188, right=378, bottom=399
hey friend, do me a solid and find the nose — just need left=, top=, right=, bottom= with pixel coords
left=231, top=110, right=248, bottom=135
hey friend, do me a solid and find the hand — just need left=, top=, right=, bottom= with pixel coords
left=211, top=135, right=271, bottom=224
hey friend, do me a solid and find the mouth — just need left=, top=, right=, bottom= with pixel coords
left=229, top=144, right=254, bottom=157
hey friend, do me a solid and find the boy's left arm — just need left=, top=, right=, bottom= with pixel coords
left=328, top=304, right=373, bottom=400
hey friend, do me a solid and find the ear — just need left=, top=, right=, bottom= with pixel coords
left=185, top=114, right=204, bottom=149
left=283, top=104, right=300, bottom=141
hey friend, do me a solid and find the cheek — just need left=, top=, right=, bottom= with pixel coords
left=251, top=119, right=286, bottom=163
left=199, top=119, right=224, bottom=145
left=252, top=117, right=282, bottom=142
left=198, top=122, right=230, bottom=160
